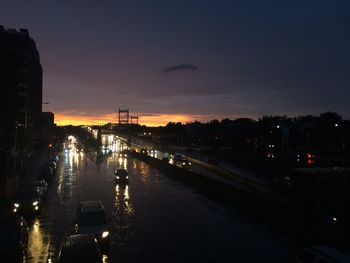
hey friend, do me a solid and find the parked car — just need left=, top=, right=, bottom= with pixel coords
left=13, top=186, right=43, bottom=215
left=294, top=246, right=350, bottom=262
left=114, top=169, right=129, bottom=184
left=39, top=164, right=54, bottom=180
left=0, top=215, right=28, bottom=262
left=49, top=155, right=59, bottom=165
left=48, top=159, right=57, bottom=171
left=50, top=154, right=59, bottom=160
left=57, top=234, right=102, bottom=263
left=74, top=201, right=111, bottom=248
left=29, top=180, right=48, bottom=199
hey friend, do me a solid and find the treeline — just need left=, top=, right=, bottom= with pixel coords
left=134, top=112, right=350, bottom=167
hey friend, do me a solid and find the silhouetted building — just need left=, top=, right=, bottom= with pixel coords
left=0, top=25, right=42, bottom=154
left=40, top=112, right=54, bottom=144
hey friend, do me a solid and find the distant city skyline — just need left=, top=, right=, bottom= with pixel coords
left=1, top=1, right=349, bottom=126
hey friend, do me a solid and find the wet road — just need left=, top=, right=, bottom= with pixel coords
left=24, top=149, right=290, bottom=262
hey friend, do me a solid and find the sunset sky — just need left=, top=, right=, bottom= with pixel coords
left=1, top=1, right=349, bottom=126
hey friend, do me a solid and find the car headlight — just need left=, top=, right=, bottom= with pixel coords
left=32, top=201, right=39, bottom=206
left=14, top=203, right=20, bottom=208
left=102, top=231, right=109, bottom=238
left=182, top=162, right=186, bottom=165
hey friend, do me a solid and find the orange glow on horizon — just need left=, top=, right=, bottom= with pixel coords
left=55, top=113, right=116, bottom=126
left=54, top=113, right=202, bottom=127
left=140, top=114, right=192, bottom=126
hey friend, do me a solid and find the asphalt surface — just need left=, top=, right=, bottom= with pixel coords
left=23, top=149, right=290, bottom=263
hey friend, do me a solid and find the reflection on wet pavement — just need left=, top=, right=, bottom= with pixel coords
left=110, top=184, right=135, bottom=263
left=22, top=138, right=289, bottom=263
left=25, top=218, right=51, bottom=263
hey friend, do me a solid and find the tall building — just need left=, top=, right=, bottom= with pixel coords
left=41, top=111, right=55, bottom=144
left=0, top=25, right=42, bottom=154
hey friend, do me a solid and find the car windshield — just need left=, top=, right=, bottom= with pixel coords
left=117, top=170, right=127, bottom=176
left=31, top=182, right=46, bottom=187
left=19, top=189, right=37, bottom=199
left=59, top=246, right=101, bottom=263
left=78, top=212, right=106, bottom=226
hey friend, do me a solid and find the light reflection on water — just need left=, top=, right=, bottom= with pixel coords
left=26, top=137, right=124, bottom=263
left=117, top=157, right=127, bottom=170
left=140, top=161, right=150, bottom=181
left=57, top=146, right=82, bottom=200
left=106, top=147, right=134, bottom=220
left=107, top=152, right=119, bottom=166
left=115, top=185, right=132, bottom=213
left=25, top=218, right=50, bottom=263
left=114, top=183, right=134, bottom=246
left=104, top=145, right=135, bottom=261
left=132, top=159, right=137, bottom=169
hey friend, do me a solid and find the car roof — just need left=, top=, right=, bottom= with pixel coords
left=63, top=234, right=96, bottom=248
left=22, top=185, right=37, bottom=191
left=19, top=186, right=38, bottom=195
left=306, top=246, right=350, bottom=262
left=31, top=180, right=47, bottom=185
left=116, top=169, right=128, bottom=175
left=59, top=234, right=102, bottom=263
left=174, top=154, right=187, bottom=159
left=79, top=201, right=104, bottom=212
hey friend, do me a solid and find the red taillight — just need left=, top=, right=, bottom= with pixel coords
left=307, top=159, right=315, bottom=165
left=307, top=153, right=315, bottom=159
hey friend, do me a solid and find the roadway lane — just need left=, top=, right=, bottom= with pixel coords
left=23, top=149, right=290, bottom=262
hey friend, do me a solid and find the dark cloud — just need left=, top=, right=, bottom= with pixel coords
left=163, top=64, right=198, bottom=74
left=2, top=1, right=350, bottom=120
